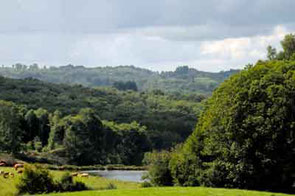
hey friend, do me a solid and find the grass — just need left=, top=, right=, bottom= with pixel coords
left=0, top=167, right=139, bottom=196
left=42, top=187, right=293, bottom=196
left=0, top=166, right=293, bottom=196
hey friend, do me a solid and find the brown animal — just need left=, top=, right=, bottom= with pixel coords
left=80, top=173, right=89, bottom=178
left=3, top=172, right=9, bottom=178
left=0, top=163, right=6, bottom=167
left=14, top=163, right=24, bottom=171
left=71, top=172, right=78, bottom=177
left=58, top=166, right=65, bottom=170
left=17, top=169, right=24, bottom=174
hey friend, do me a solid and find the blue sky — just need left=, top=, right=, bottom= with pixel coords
left=0, top=0, right=294, bottom=71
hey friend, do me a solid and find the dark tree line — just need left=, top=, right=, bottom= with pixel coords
left=0, top=76, right=203, bottom=150
left=0, top=101, right=151, bottom=165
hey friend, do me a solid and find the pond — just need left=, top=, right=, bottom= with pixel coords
left=85, top=170, right=147, bottom=182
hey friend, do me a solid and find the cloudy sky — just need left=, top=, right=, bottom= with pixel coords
left=0, top=0, right=294, bottom=72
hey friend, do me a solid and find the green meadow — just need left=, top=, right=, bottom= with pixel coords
left=0, top=167, right=293, bottom=196
left=0, top=167, right=139, bottom=196
left=45, top=187, right=293, bottom=196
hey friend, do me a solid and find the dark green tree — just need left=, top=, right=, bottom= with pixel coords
left=266, top=45, right=277, bottom=60
left=172, top=60, right=295, bottom=193
left=281, top=33, right=295, bottom=60
left=24, top=109, right=39, bottom=143
left=63, top=108, right=104, bottom=165
left=0, top=100, right=23, bottom=154
left=35, top=108, right=50, bottom=147
left=48, top=110, right=64, bottom=150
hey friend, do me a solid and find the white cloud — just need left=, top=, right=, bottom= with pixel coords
left=198, top=25, right=290, bottom=71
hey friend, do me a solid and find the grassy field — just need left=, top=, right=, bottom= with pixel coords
left=0, top=166, right=293, bottom=196
left=45, top=187, right=293, bottom=196
left=0, top=167, right=139, bottom=196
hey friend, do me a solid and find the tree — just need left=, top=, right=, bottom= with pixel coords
left=63, top=108, right=104, bottom=165
left=34, top=108, right=50, bottom=147
left=24, top=110, right=39, bottom=143
left=113, top=81, right=138, bottom=91
left=281, top=34, right=295, bottom=60
left=173, top=60, right=295, bottom=192
left=143, top=151, right=173, bottom=186
left=48, top=110, right=64, bottom=150
left=0, top=100, right=23, bottom=154
left=105, top=121, right=151, bottom=165
left=266, top=45, right=277, bottom=60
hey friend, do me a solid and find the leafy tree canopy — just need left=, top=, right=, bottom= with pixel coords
left=171, top=60, right=295, bottom=193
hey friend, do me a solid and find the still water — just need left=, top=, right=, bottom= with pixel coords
left=85, top=170, right=147, bottom=182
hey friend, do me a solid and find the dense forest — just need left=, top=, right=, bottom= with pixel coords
left=0, top=65, right=238, bottom=94
left=0, top=75, right=209, bottom=165
left=145, top=34, right=295, bottom=193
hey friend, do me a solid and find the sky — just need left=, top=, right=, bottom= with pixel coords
left=0, top=0, right=294, bottom=72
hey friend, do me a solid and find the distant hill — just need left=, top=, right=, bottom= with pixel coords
left=0, top=76, right=204, bottom=149
left=0, top=64, right=239, bottom=94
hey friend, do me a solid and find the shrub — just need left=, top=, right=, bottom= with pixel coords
left=16, top=164, right=88, bottom=194
left=16, top=164, right=55, bottom=194
left=144, top=151, right=173, bottom=186
left=141, top=181, right=152, bottom=188
left=57, top=172, right=88, bottom=192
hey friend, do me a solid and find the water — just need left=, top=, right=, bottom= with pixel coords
left=85, top=170, right=147, bottom=182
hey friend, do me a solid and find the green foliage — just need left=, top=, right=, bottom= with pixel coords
left=113, top=81, right=138, bottom=91
left=141, top=181, right=153, bottom=188
left=63, top=108, right=105, bottom=165
left=281, top=34, right=295, bottom=60
left=174, top=60, right=295, bottom=193
left=17, top=164, right=56, bottom=194
left=143, top=151, right=173, bottom=186
left=16, top=164, right=88, bottom=194
left=267, top=45, right=277, bottom=60
left=0, top=100, right=23, bottom=154
left=48, top=110, right=64, bottom=150
left=0, top=65, right=238, bottom=94
left=0, top=76, right=203, bottom=150
left=57, top=172, right=88, bottom=192
left=267, top=33, right=295, bottom=61
left=103, top=121, right=151, bottom=165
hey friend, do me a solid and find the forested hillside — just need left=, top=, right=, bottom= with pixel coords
left=0, top=65, right=239, bottom=94
left=0, top=76, right=203, bottom=157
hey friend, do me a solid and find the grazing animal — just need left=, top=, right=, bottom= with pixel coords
left=17, top=169, right=24, bottom=174
left=3, top=172, right=9, bottom=178
left=80, top=173, right=89, bottom=178
left=9, top=173, right=14, bottom=178
left=71, top=172, right=78, bottom=177
left=14, top=163, right=24, bottom=171
left=0, top=163, right=6, bottom=167
left=58, top=166, right=65, bottom=170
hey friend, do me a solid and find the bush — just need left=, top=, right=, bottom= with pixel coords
left=16, top=164, right=88, bottom=194
left=141, top=181, right=152, bottom=188
left=17, top=164, right=55, bottom=194
left=143, top=151, right=173, bottom=186
left=57, top=173, right=88, bottom=192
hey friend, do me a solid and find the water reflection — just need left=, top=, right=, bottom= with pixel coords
left=86, top=170, right=147, bottom=182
